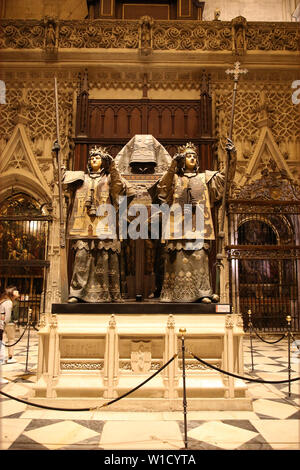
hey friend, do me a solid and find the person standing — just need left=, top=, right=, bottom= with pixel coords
left=0, top=286, right=20, bottom=364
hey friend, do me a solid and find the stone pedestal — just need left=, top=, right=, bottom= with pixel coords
left=32, top=303, right=252, bottom=411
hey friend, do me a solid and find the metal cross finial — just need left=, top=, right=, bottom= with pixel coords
left=226, top=61, right=248, bottom=82
left=215, top=60, right=248, bottom=298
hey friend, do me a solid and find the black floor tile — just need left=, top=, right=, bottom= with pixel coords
left=24, top=419, right=62, bottom=432
left=73, top=419, right=105, bottom=434
left=221, top=420, right=259, bottom=433
left=59, top=435, right=101, bottom=450
left=8, top=434, right=49, bottom=451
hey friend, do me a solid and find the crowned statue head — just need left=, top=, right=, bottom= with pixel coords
left=88, top=146, right=112, bottom=174
left=177, top=142, right=199, bottom=174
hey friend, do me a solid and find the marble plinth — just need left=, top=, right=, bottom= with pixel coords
left=31, top=303, right=252, bottom=411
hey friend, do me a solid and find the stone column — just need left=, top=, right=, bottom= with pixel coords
left=36, top=314, right=47, bottom=380
left=46, top=314, right=58, bottom=398
left=164, top=314, right=177, bottom=399
left=236, top=313, right=245, bottom=375
left=225, top=314, right=235, bottom=398
left=103, top=314, right=118, bottom=399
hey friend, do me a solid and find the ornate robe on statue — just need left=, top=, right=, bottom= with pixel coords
left=64, top=164, right=133, bottom=302
left=154, top=164, right=225, bottom=302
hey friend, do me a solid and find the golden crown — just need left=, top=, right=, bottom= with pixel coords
left=178, top=142, right=198, bottom=154
left=89, top=145, right=108, bottom=157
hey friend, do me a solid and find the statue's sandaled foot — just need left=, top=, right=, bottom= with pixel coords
left=212, top=294, right=220, bottom=303
left=201, top=297, right=212, bottom=304
left=68, top=297, right=79, bottom=303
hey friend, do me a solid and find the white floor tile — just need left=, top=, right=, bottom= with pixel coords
left=24, top=420, right=100, bottom=450
left=0, top=419, right=31, bottom=449
left=250, top=420, right=300, bottom=449
left=100, top=421, right=184, bottom=450
left=187, top=421, right=258, bottom=450
left=253, top=399, right=297, bottom=419
left=0, top=398, right=27, bottom=417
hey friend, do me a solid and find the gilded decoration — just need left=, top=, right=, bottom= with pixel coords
left=0, top=71, right=298, bottom=150
left=233, top=161, right=300, bottom=201
left=0, top=20, right=45, bottom=49
left=214, top=82, right=300, bottom=180
left=0, top=19, right=298, bottom=51
left=0, top=76, right=75, bottom=168
left=215, top=82, right=300, bottom=142
left=59, top=20, right=139, bottom=49
left=228, top=247, right=300, bottom=260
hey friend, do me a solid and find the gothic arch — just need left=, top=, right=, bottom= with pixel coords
left=0, top=123, right=52, bottom=205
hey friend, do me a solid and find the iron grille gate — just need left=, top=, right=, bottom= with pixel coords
left=0, top=193, right=51, bottom=326
left=227, top=200, right=300, bottom=332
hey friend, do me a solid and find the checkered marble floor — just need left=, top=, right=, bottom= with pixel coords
left=1, top=327, right=299, bottom=451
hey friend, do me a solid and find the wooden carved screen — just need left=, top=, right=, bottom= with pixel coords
left=87, top=1, right=205, bottom=20
left=73, top=77, right=216, bottom=299
left=74, top=101, right=214, bottom=170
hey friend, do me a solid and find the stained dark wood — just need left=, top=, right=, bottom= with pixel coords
left=74, top=98, right=215, bottom=172
left=89, top=1, right=205, bottom=19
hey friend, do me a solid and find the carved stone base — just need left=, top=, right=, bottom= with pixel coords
left=32, top=308, right=252, bottom=411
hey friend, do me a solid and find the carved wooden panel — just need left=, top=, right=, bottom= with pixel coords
left=75, top=97, right=214, bottom=171
left=121, top=3, right=171, bottom=20
left=89, top=1, right=203, bottom=20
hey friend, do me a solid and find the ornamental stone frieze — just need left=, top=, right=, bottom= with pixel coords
left=227, top=247, right=300, bottom=260
left=0, top=75, right=75, bottom=172
left=0, top=19, right=298, bottom=52
left=214, top=82, right=300, bottom=142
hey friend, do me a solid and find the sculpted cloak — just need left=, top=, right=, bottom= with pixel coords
left=153, top=160, right=225, bottom=302
left=63, top=161, right=134, bottom=302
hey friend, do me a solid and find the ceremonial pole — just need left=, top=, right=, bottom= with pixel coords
left=215, top=62, right=248, bottom=298
left=52, top=76, right=69, bottom=303
left=179, top=328, right=188, bottom=449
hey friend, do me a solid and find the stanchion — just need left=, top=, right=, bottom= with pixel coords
left=179, top=327, right=188, bottom=450
left=25, top=308, right=33, bottom=374
left=248, top=309, right=254, bottom=371
left=16, top=308, right=35, bottom=379
left=286, top=315, right=291, bottom=397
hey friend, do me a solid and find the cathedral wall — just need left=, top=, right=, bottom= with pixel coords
left=1, top=0, right=88, bottom=20
left=202, top=0, right=299, bottom=22
left=0, top=12, right=299, bottom=309
left=2, top=1, right=299, bottom=22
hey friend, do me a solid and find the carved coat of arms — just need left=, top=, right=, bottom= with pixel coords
left=131, top=341, right=151, bottom=373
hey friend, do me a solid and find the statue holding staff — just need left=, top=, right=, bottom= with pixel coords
left=149, top=139, right=236, bottom=303
left=63, top=146, right=134, bottom=303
